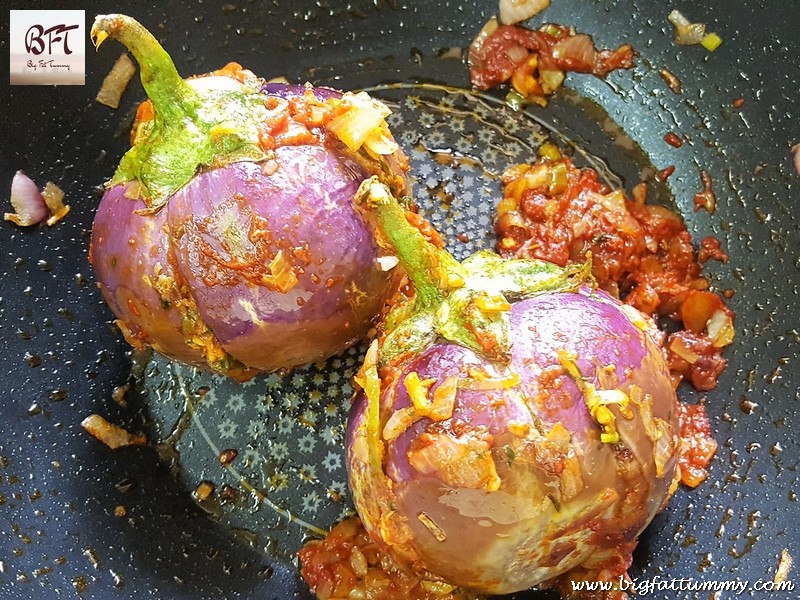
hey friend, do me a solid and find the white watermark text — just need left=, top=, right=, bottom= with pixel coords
left=570, top=575, right=795, bottom=596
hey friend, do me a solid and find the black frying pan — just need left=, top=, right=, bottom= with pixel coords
left=1, top=1, right=798, bottom=599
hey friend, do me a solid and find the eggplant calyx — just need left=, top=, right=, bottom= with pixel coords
left=92, top=14, right=269, bottom=210
left=354, top=177, right=592, bottom=367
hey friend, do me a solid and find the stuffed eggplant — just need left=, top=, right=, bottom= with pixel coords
left=89, top=15, right=408, bottom=380
left=345, top=178, right=680, bottom=595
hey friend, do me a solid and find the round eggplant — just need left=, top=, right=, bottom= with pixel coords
left=88, top=15, right=408, bottom=379
left=344, top=179, right=680, bottom=595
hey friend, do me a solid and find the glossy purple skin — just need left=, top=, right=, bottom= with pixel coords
left=90, top=184, right=209, bottom=367
left=347, top=288, right=679, bottom=593
left=166, top=153, right=395, bottom=371
left=261, top=82, right=341, bottom=100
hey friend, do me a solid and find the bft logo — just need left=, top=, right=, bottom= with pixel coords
left=25, top=23, right=80, bottom=56
left=10, top=10, right=86, bottom=85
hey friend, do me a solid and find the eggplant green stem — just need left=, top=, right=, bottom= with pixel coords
left=356, top=180, right=461, bottom=310
left=355, top=177, right=592, bottom=366
left=91, top=14, right=200, bottom=124
left=91, top=14, right=268, bottom=209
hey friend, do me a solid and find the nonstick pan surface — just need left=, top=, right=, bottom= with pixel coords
left=1, top=1, right=798, bottom=599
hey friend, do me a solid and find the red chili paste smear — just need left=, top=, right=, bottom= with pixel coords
left=495, top=157, right=733, bottom=394
left=469, top=20, right=634, bottom=106
left=299, top=518, right=467, bottom=600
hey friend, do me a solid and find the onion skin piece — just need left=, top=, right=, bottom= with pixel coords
left=348, top=292, right=679, bottom=594
left=42, top=182, right=70, bottom=226
left=4, top=171, right=48, bottom=227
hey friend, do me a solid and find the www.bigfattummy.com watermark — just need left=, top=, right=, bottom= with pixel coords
left=9, top=10, right=85, bottom=85
left=571, top=575, right=795, bottom=596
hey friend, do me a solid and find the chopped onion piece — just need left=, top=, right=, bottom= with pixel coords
left=659, top=68, right=683, bottom=94
left=363, top=128, right=399, bottom=156
left=81, top=414, right=147, bottom=449
left=774, top=549, right=793, bottom=585
left=4, top=171, right=47, bottom=227
left=42, top=182, right=70, bottom=226
left=267, top=249, right=298, bottom=293
left=382, top=407, right=418, bottom=441
left=537, top=141, right=562, bottom=161
left=669, top=336, right=700, bottom=364
left=667, top=10, right=691, bottom=28
left=437, top=47, right=463, bottom=60
left=681, top=290, right=722, bottom=333
left=326, top=92, right=395, bottom=153
left=405, top=372, right=436, bottom=413
left=675, top=23, right=706, bottom=45
left=551, top=34, right=596, bottom=71
left=459, top=371, right=521, bottom=390
left=95, top=53, right=136, bottom=109
left=421, top=580, right=457, bottom=594
left=668, top=9, right=706, bottom=45
left=539, top=68, right=565, bottom=95
left=376, top=255, right=399, bottom=271
left=408, top=430, right=501, bottom=491
left=498, top=0, right=550, bottom=25
left=429, top=376, right=458, bottom=421
left=668, top=9, right=721, bottom=50
left=706, top=309, right=735, bottom=348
